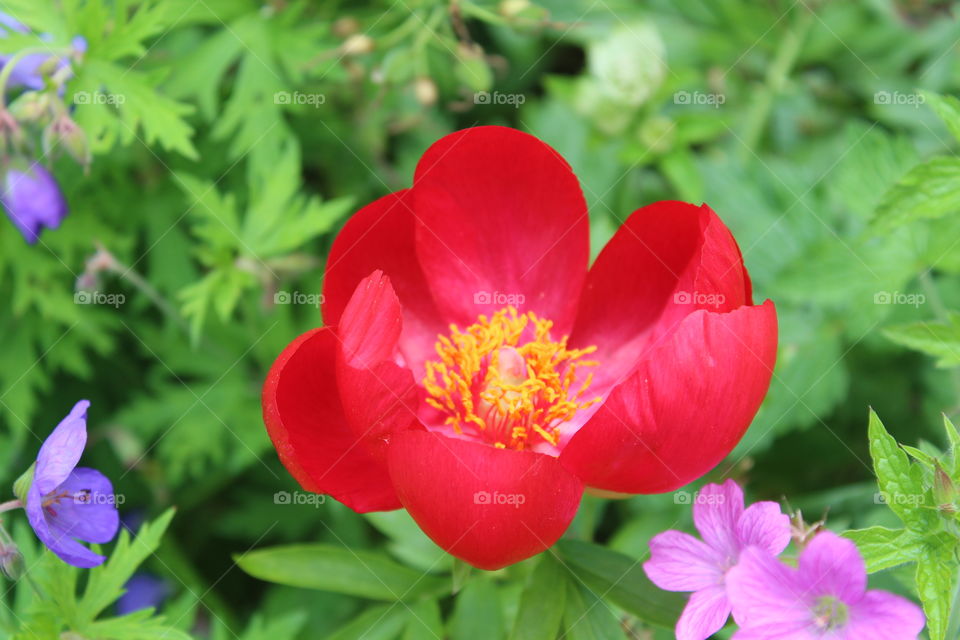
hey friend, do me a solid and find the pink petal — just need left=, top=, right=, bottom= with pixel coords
left=693, top=479, right=745, bottom=559
left=844, top=590, right=925, bottom=640
left=797, top=532, right=866, bottom=603
left=731, top=623, right=816, bottom=640
left=676, top=586, right=731, bottom=640
left=736, top=501, right=791, bottom=556
left=643, top=530, right=724, bottom=592
left=726, top=547, right=810, bottom=628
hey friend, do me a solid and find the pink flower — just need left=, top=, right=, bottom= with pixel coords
left=727, top=531, right=925, bottom=639
left=643, top=480, right=791, bottom=640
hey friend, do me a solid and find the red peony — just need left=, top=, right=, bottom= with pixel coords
left=263, top=126, right=777, bottom=570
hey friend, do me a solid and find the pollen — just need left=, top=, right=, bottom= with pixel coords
left=423, top=306, right=600, bottom=450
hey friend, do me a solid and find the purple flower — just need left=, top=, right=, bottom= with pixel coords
left=117, top=573, right=170, bottom=615
left=2, top=160, right=68, bottom=243
left=643, top=480, right=791, bottom=640
left=0, top=12, right=86, bottom=93
left=727, top=531, right=925, bottom=639
left=25, top=400, right=120, bottom=568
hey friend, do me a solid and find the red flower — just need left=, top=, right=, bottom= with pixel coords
left=263, top=126, right=777, bottom=570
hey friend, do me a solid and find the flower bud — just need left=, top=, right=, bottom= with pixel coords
left=8, top=91, right=50, bottom=124
left=342, top=34, right=374, bottom=56
left=1, top=160, right=69, bottom=244
left=934, top=465, right=958, bottom=515
left=0, top=542, right=24, bottom=580
left=414, top=76, right=438, bottom=106
left=43, top=114, right=91, bottom=168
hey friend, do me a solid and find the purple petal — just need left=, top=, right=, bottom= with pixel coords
left=731, top=623, right=817, bottom=639
left=117, top=573, right=169, bottom=615
left=844, top=590, right=925, bottom=639
left=736, top=501, right=791, bottom=556
left=644, top=530, right=724, bottom=592
left=676, top=586, right=731, bottom=640
left=692, top=479, right=744, bottom=558
left=25, top=482, right=105, bottom=568
left=34, top=400, right=88, bottom=495
left=797, top=532, right=866, bottom=603
left=726, top=547, right=810, bottom=628
left=48, top=467, right=119, bottom=544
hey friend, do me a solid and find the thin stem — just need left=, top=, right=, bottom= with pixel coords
left=0, top=500, right=21, bottom=514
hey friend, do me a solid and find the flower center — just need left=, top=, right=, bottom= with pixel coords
left=423, top=306, right=600, bottom=450
left=811, top=596, right=849, bottom=632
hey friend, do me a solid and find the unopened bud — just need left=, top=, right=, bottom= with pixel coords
left=8, top=92, right=50, bottom=124
left=43, top=115, right=91, bottom=168
left=934, top=465, right=958, bottom=514
left=0, top=543, right=24, bottom=580
left=342, top=34, right=374, bottom=56
left=414, top=76, right=438, bottom=106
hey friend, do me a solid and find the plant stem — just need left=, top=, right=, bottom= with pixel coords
left=0, top=500, right=21, bottom=514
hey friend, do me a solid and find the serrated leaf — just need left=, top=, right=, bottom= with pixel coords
left=916, top=537, right=959, bottom=640
left=868, top=410, right=935, bottom=530
left=510, top=553, right=567, bottom=640
left=873, top=157, right=960, bottom=231
left=843, top=526, right=922, bottom=573
left=923, top=91, right=960, bottom=145
left=884, top=314, right=960, bottom=368
left=235, top=544, right=448, bottom=601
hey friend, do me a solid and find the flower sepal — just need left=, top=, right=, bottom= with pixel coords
left=12, top=462, right=35, bottom=504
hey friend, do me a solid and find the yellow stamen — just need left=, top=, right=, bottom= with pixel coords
left=422, top=306, right=600, bottom=450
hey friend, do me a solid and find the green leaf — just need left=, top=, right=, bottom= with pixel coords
left=510, top=553, right=567, bottom=640
left=402, top=599, right=443, bottom=640
left=82, top=609, right=195, bottom=640
left=883, top=314, right=960, bottom=368
left=327, top=604, right=408, bottom=640
left=235, top=544, right=448, bottom=601
left=78, top=509, right=177, bottom=622
left=448, top=578, right=504, bottom=640
left=555, top=540, right=684, bottom=630
left=945, top=416, right=960, bottom=475
left=873, top=157, right=960, bottom=231
left=868, top=410, right=935, bottom=530
left=915, top=537, right=959, bottom=640
left=561, top=580, right=624, bottom=640
left=923, top=91, right=960, bottom=145
left=843, top=526, right=922, bottom=573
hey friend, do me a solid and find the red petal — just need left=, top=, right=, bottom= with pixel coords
left=323, top=189, right=445, bottom=378
left=387, top=430, right=583, bottom=570
left=263, top=327, right=401, bottom=512
left=560, top=301, right=777, bottom=494
left=570, top=201, right=750, bottom=393
left=412, top=126, right=589, bottom=334
left=336, top=271, right=420, bottom=459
